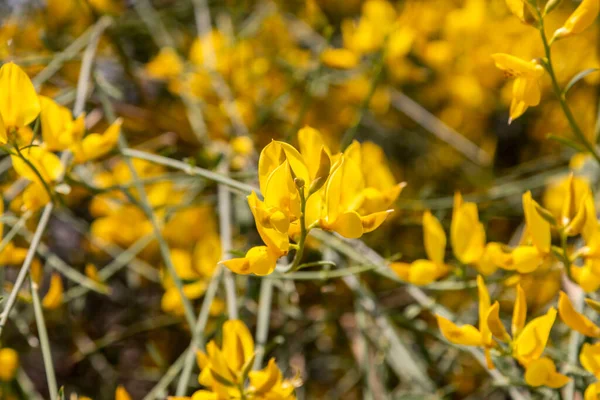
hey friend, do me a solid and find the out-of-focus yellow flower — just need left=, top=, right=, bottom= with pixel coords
left=553, top=0, right=600, bottom=41
left=195, top=320, right=296, bottom=399
left=505, top=0, right=526, bottom=22
left=342, top=0, right=397, bottom=55
left=42, top=273, right=64, bottom=309
left=115, top=385, right=132, bottom=400
left=72, top=118, right=122, bottom=163
left=585, top=382, right=600, bottom=400
left=524, top=357, right=570, bottom=388
left=0, top=348, right=18, bottom=381
left=390, top=211, right=448, bottom=285
left=485, top=284, right=558, bottom=367
left=146, top=48, right=184, bottom=81
left=560, top=174, right=591, bottom=236
left=451, top=192, right=485, bottom=265
left=320, top=48, right=359, bottom=69
left=581, top=342, right=600, bottom=379
left=558, top=291, right=600, bottom=337
left=0, top=62, right=40, bottom=144
left=436, top=276, right=495, bottom=367
left=492, top=54, right=544, bottom=123
left=39, top=96, right=85, bottom=151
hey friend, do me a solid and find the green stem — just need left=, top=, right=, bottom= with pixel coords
left=538, top=14, right=600, bottom=166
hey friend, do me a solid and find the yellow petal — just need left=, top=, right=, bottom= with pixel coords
left=360, top=209, right=393, bottom=233
left=512, top=284, right=528, bottom=337
left=331, top=211, right=364, bottom=239
left=580, top=342, right=600, bottom=379
left=584, top=382, right=600, bottom=400
left=510, top=245, right=543, bottom=274
left=524, top=357, right=570, bottom=388
left=115, top=385, right=133, bottom=400
left=558, top=291, right=600, bottom=337
left=451, top=195, right=485, bottom=264
left=492, top=54, right=544, bottom=77
left=247, top=192, right=289, bottom=254
left=513, top=307, right=556, bottom=366
left=505, top=0, right=526, bottom=22
left=221, top=246, right=279, bottom=276
left=486, top=302, right=511, bottom=342
left=423, top=210, right=446, bottom=264
left=0, top=62, right=40, bottom=128
left=11, top=146, right=63, bottom=183
left=222, top=320, right=255, bottom=373
left=553, top=0, right=600, bottom=39
left=73, top=118, right=122, bottom=163
left=298, top=126, right=330, bottom=181
left=39, top=95, right=76, bottom=151
left=0, top=348, right=18, bottom=381
left=522, top=191, right=551, bottom=254
left=436, top=315, right=483, bottom=346
left=320, top=48, right=360, bottom=69
left=42, top=273, right=64, bottom=309
left=249, top=358, right=282, bottom=394
left=408, top=260, right=447, bottom=286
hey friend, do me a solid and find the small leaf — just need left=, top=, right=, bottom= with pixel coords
left=547, top=134, right=587, bottom=153
left=544, top=0, right=563, bottom=15
left=534, top=203, right=558, bottom=226
left=240, top=353, right=256, bottom=381
left=56, top=386, right=65, bottom=400
left=564, top=68, right=600, bottom=95
left=210, top=368, right=236, bottom=387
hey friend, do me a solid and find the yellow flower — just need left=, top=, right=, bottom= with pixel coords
left=194, top=320, right=296, bottom=399
left=553, top=0, right=600, bottom=41
left=39, top=95, right=85, bottom=151
left=42, top=273, right=64, bottom=309
left=451, top=192, right=485, bottom=265
left=72, top=118, right=123, bottom=163
left=585, top=382, right=600, bottom=400
left=146, top=47, right=184, bottom=80
left=524, top=357, right=570, bottom=388
left=485, top=284, right=557, bottom=367
left=492, top=54, right=544, bottom=123
left=390, top=211, right=448, bottom=285
left=320, top=48, right=359, bottom=69
left=436, top=276, right=495, bottom=367
left=0, top=62, right=41, bottom=144
left=0, top=348, right=18, bottom=381
left=581, top=342, right=600, bottom=379
left=558, top=291, right=600, bottom=337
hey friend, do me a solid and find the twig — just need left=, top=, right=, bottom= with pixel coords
left=30, top=278, right=58, bottom=398
left=97, top=90, right=198, bottom=335
left=390, top=90, right=492, bottom=167
left=253, top=277, right=274, bottom=369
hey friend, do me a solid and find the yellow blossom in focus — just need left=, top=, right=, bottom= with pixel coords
left=524, top=357, right=570, bottom=388
left=0, top=62, right=41, bottom=144
left=492, top=53, right=544, bottom=123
